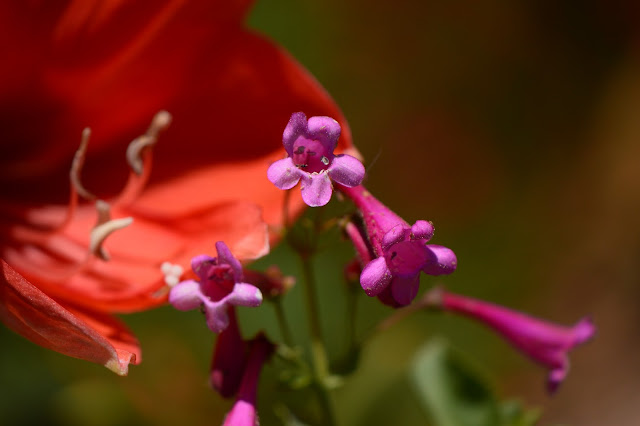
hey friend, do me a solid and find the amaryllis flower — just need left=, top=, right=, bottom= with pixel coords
left=425, top=287, right=596, bottom=392
left=267, top=112, right=365, bottom=207
left=168, top=241, right=263, bottom=333
left=341, top=184, right=457, bottom=307
left=0, top=1, right=354, bottom=374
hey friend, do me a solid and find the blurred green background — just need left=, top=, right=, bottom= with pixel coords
left=3, top=1, right=640, bottom=425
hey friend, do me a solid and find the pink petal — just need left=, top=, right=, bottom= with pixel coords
left=300, top=172, right=333, bottom=207
left=390, top=275, right=420, bottom=306
left=216, top=241, right=243, bottom=280
left=411, top=220, right=434, bottom=241
left=267, top=157, right=302, bottom=190
left=307, top=115, right=341, bottom=152
left=423, top=244, right=458, bottom=275
left=327, top=154, right=365, bottom=187
left=360, top=257, right=392, bottom=297
left=168, top=279, right=203, bottom=311
left=282, top=112, right=308, bottom=155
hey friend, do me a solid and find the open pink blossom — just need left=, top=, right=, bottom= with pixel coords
left=268, top=112, right=365, bottom=207
left=169, top=242, right=263, bottom=334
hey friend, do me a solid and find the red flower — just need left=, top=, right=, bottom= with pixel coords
left=0, top=1, right=353, bottom=374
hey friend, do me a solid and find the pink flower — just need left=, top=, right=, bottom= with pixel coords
left=268, top=112, right=365, bottom=207
left=428, top=287, right=596, bottom=392
left=169, top=242, right=263, bottom=333
left=341, top=185, right=457, bottom=306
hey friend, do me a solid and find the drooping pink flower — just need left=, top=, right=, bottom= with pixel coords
left=210, top=307, right=248, bottom=398
left=268, top=112, right=365, bottom=207
left=341, top=185, right=457, bottom=306
left=426, top=287, right=596, bottom=392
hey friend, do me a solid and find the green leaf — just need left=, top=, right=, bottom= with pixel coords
left=410, top=339, right=538, bottom=426
left=500, top=400, right=541, bottom=426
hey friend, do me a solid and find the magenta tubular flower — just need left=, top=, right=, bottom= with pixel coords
left=340, top=185, right=457, bottom=307
left=223, top=334, right=274, bottom=426
left=169, top=241, right=263, bottom=333
left=429, top=288, right=595, bottom=393
left=267, top=112, right=365, bottom=207
left=210, top=307, right=248, bottom=398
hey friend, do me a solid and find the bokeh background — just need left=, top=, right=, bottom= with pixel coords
left=2, top=1, right=639, bottom=425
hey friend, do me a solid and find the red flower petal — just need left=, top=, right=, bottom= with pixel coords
left=0, top=0, right=355, bottom=372
left=0, top=259, right=139, bottom=375
left=4, top=201, right=269, bottom=313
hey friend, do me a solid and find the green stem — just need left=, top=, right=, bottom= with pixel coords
left=361, top=289, right=437, bottom=344
left=300, top=254, right=330, bottom=378
left=299, top=253, right=336, bottom=426
left=346, top=286, right=358, bottom=354
left=273, top=299, right=294, bottom=348
left=282, top=189, right=292, bottom=229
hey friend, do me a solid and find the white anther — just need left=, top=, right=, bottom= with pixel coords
left=147, top=110, right=172, bottom=139
left=161, top=261, right=184, bottom=287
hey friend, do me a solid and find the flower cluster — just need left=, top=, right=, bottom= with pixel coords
left=266, top=112, right=594, bottom=393
left=167, top=242, right=286, bottom=421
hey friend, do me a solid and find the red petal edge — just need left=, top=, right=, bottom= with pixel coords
left=0, top=259, right=139, bottom=375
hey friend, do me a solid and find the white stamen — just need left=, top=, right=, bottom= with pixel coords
left=70, top=127, right=97, bottom=200
left=126, top=135, right=154, bottom=175
left=89, top=200, right=133, bottom=261
left=126, top=111, right=173, bottom=175
left=95, top=199, right=111, bottom=225
left=161, top=261, right=183, bottom=287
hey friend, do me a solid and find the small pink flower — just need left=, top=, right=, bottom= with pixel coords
left=341, top=185, right=456, bottom=306
left=267, top=112, right=365, bottom=207
left=169, top=242, right=263, bottom=333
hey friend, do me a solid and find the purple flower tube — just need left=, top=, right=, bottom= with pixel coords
left=428, top=288, right=595, bottom=393
left=223, top=334, right=274, bottom=426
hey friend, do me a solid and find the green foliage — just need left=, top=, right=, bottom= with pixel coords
left=410, top=339, right=539, bottom=426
